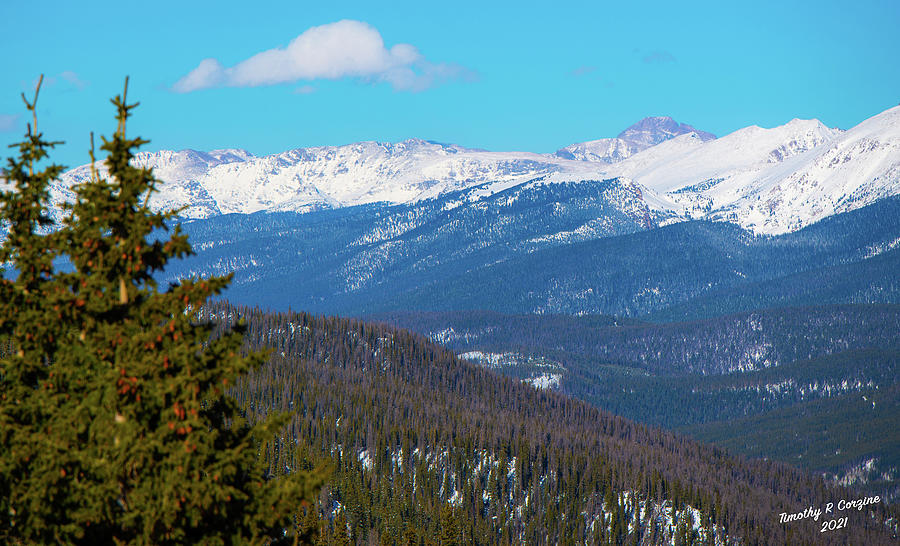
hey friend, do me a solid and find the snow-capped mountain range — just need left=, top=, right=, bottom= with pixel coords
left=51, top=106, right=900, bottom=235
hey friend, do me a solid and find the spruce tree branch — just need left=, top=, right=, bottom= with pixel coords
left=116, top=76, right=130, bottom=138
left=89, top=132, right=98, bottom=183
left=21, top=74, right=43, bottom=177
left=30, top=75, right=42, bottom=135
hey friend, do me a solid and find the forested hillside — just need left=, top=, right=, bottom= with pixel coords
left=166, top=194, right=900, bottom=320
left=207, top=303, right=898, bottom=544
left=683, top=380, right=900, bottom=503
left=376, top=305, right=900, bottom=502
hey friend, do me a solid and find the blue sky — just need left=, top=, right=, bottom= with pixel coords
left=2, top=0, right=898, bottom=168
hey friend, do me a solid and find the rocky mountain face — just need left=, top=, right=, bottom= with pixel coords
left=554, top=116, right=716, bottom=163
left=617, top=115, right=717, bottom=149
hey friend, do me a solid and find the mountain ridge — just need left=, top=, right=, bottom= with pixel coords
left=47, top=106, right=900, bottom=235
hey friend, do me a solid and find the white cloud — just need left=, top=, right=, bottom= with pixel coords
left=173, top=59, right=226, bottom=92
left=0, top=114, right=20, bottom=133
left=59, top=70, right=88, bottom=89
left=172, top=20, right=475, bottom=93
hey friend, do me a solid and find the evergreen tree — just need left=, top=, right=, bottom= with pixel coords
left=437, top=504, right=459, bottom=546
left=0, top=78, right=325, bottom=543
left=332, top=511, right=351, bottom=546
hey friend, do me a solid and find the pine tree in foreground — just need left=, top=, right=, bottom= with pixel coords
left=0, top=78, right=325, bottom=544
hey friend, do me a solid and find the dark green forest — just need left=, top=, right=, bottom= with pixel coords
left=376, top=306, right=900, bottom=503
left=206, top=302, right=899, bottom=544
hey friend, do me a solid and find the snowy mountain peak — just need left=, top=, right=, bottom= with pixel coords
left=618, top=116, right=716, bottom=149
left=556, top=116, right=715, bottom=164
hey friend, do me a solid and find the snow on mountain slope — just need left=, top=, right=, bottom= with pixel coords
left=563, top=109, right=898, bottom=234
left=555, top=137, right=636, bottom=163
left=611, top=118, right=840, bottom=195
left=49, top=116, right=717, bottom=221
left=55, top=148, right=255, bottom=219
left=46, top=107, right=900, bottom=236
left=604, top=117, right=853, bottom=231
left=52, top=139, right=603, bottom=219
left=722, top=105, right=900, bottom=233
left=204, top=139, right=573, bottom=213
